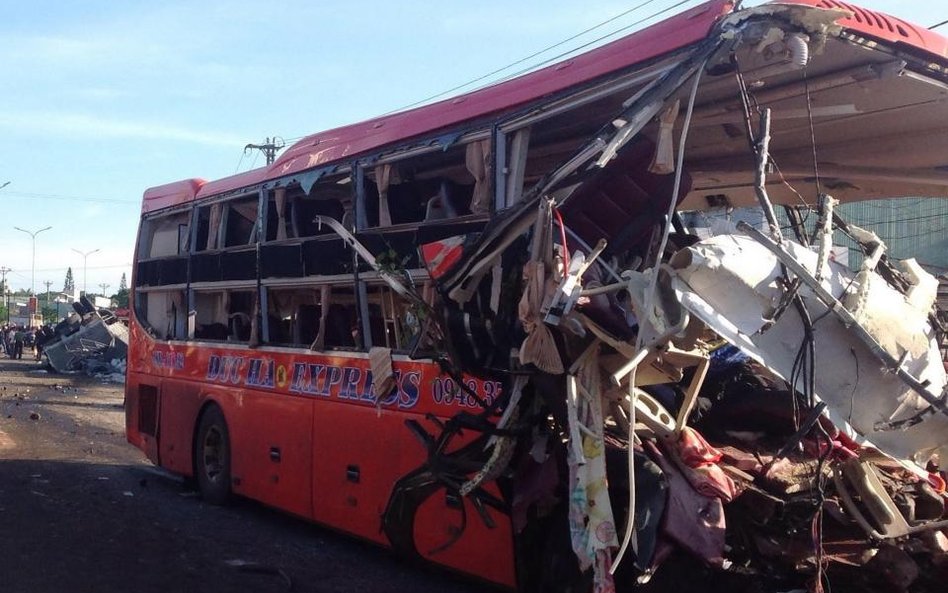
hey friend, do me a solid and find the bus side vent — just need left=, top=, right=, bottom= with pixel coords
left=138, top=385, right=159, bottom=437
left=346, top=465, right=360, bottom=483
left=818, top=1, right=914, bottom=40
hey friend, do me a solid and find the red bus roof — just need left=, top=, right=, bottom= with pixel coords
left=266, top=0, right=735, bottom=180
left=142, top=0, right=948, bottom=214
left=142, top=0, right=735, bottom=213
left=785, top=0, right=948, bottom=60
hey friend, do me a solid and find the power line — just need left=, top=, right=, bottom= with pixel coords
left=234, top=150, right=247, bottom=174
left=389, top=0, right=666, bottom=113
left=930, top=18, right=948, bottom=30
left=280, top=1, right=697, bottom=146
left=464, top=0, right=697, bottom=93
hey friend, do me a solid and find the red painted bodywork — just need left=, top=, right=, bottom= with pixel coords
left=125, top=318, right=515, bottom=585
left=142, top=0, right=735, bottom=214
left=783, top=0, right=948, bottom=60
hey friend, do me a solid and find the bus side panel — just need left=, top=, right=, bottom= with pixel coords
left=157, top=378, right=205, bottom=477
left=225, top=390, right=314, bottom=520
left=311, top=402, right=403, bottom=544
left=400, top=420, right=517, bottom=588
left=411, top=483, right=516, bottom=587
left=125, top=371, right=161, bottom=465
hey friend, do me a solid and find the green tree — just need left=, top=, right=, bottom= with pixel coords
left=42, top=306, right=57, bottom=323
left=112, top=288, right=129, bottom=308
left=63, top=267, right=75, bottom=294
left=119, top=273, right=128, bottom=292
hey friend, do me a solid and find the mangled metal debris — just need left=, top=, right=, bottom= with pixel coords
left=670, top=231, right=947, bottom=463
left=43, top=296, right=128, bottom=380
left=385, top=2, right=948, bottom=591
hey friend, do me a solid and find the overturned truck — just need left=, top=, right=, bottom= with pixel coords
left=126, top=1, right=948, bottom=592
left=44, top=295, right=129, bottom=376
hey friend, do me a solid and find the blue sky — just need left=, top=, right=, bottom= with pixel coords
left=0, top=0, right=939, bottom=295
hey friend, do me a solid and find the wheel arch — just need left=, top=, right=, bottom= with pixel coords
left=191, top=397, right=228, bottom=478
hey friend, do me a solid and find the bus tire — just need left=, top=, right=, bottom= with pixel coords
left=194, top=404, right=232, bottom=505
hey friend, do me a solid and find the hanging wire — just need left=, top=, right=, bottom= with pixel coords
left=474, top=0, right=697, bottom=92
left=612, top=54, right=707, bottom=574
left=803, top=67, right=822, bottom=198
left=388, top=0, right=668, bottom=113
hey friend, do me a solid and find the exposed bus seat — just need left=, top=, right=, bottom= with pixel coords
left=267, top=314, right=291, bottom=344
left=297, top=304, right=321, bottom=346
left=229, top=312, right=252, bottom=342
left=367, top=303, right=388, bottom=348
left=195, top=322, right=229, bottom=341
left=424, top=181, right=460, bottom=221
left=559, top=137, right=691, bottom=257
left=325, top=304, right=355, bottom=348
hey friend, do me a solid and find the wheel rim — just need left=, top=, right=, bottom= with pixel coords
left=202, top=426, right=226, bottom=482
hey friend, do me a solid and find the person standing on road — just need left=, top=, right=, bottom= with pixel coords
left=13, top=325, right=25, bottom=360
left=5, top=325, right=14, bottom=358
left=34, top=325, right=51, bottom=361
left=25, top=328, right=35, bottom=358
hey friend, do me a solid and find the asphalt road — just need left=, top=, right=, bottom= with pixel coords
left=0, top=357, right=496, bottom=593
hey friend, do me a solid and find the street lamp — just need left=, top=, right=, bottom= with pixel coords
left=71, top=248, right=100, bottom=297
left=14, top=225, right=52, bottom=297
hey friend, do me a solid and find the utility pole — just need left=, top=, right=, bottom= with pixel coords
left=99, top=283, right=110, bottom=298
left=43, top=280, right=53, bottom=321
left=244, top=137, right=285, bottom=166
left=0, top=266, right=9, bottom=322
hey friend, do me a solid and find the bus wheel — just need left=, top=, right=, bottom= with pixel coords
left=195, top=405, right=231, bottom=505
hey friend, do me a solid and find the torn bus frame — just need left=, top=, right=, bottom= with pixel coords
left=329, top=5, right=948, bottom=592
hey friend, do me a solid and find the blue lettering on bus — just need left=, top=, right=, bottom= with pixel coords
left=430, top=377, right=501, bottom=409
left=339, top=367, right=362, bottom=400
left=320, top=366, right=343, bottom=397
left=399, top=371, right=421, bottom=409
left=153, top=351, right=186, bottom=370
left=206, top=355, right=244, bottom=384
left=361, top=370, right=375, bottom=402
left=269, top=359, right=423, bottom=411
left=306, top=364, right=328, bottom=396
left=245, top=358, right=275, bottom=388
left=289, top=362, right=308, bottom=393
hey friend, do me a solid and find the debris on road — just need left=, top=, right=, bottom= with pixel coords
left=224, top=560, right=293, bottom=590
left=42, top=296, right=128, bottom=382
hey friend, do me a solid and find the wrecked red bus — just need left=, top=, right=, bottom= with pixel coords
left=126, top=1, right=948, bottom=591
